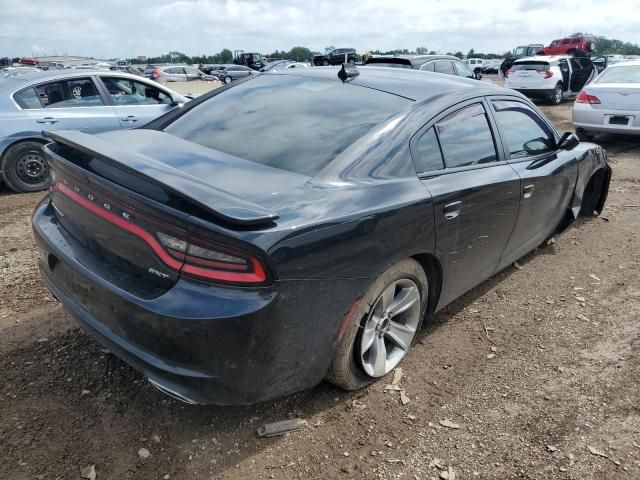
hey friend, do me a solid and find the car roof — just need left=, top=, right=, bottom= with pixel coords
left=0, top=70, right=176, bottom=94
left=270, top=66, right=503, bottom=101
left=369, top=54, right=458, bottom=63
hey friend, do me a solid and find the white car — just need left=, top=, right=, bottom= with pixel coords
left=465, top=58, right=484, bottom=72
left=505, top=55, right=605, bottom=105
left=572, top=60, right=640, bottom=140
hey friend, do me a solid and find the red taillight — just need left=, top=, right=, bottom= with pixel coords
left=151, top=68, right=160, bottom=79
left=506, top=67, right=515, bottom=78
left=543, top=70, right=553, bottom=78
left=576, top=90, right=601, bottom=104
left=55, top=182, right=270, bottom=286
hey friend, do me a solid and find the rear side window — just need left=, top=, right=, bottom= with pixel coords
left=14, top=87, right=42, bottom=109
left=491, top=100, right=555, bottom=159
left=420, top=62, right=435, bottom=72
left=434, top=61, right=454, bottom=75
left=164, top=75, right=411, bottom=176
left=435, top=103, right=497, bottom=168
left=34, top=78, right=104, bottom=108
left=414, top=128, right=444, bottom=173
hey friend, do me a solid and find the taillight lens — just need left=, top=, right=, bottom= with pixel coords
left=157, top=231, right=267, bottom=284
left=506, top=68, right=515, bottom=77
left=55, top=182, right=270, bottom=286
left=543, top=70, right=553, bottom=78
left=576, top=90, right=601, bottom=104
left=152, top=68, right=160, bottom=79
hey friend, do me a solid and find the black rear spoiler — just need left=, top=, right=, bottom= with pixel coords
left=44, top=130, right=278, bottom=226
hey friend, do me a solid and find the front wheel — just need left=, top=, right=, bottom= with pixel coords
left=1, top=141, right=49, bottom=193
left=223, top=76, right=232, bottom=85
left=322, top=59, right=329, bottom=66
left=550, top=84, right=564, bottom=105
left=348, top=58, right=356, bottom=66
left=326, top=258, right=428, bottom=390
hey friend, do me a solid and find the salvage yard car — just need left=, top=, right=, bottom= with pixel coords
left=313, top=48, right=359, bottom=66
left=505, top=55, right=607, bottom=105
left=32, top=67, right=611, bottom=405
left=573, top=60, right=640, bottom=140
left=0, top=70, right=188, bottom=192
left=365, top=54, right=483, bottom=80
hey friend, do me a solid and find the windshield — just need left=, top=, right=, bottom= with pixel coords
left=596, top=65, right=640, bottom=83
left=164, top=74, right=411, bottom=176
left=514, top=47, right=526, bottom=56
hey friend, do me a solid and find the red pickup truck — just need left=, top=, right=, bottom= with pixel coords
left=537, top=35, right=596, bottom=57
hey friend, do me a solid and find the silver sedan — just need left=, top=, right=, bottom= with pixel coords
left=0, top=70, right=188, bottom=192
left=573, top=60, right=640, bottom=140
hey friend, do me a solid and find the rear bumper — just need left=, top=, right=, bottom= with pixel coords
left=510, top=88, right=555, bottom=99
left=572, top=103, right=640, bottom=135
left=33, top=201, right=369, bottom=404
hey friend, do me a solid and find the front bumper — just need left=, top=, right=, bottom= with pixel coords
left=33, top=201, right=370, bottom=405
left=572, top=103, right=640, bottom=135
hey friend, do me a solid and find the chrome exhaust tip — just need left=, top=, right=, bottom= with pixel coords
left=148, top=378, right=200, bottom=405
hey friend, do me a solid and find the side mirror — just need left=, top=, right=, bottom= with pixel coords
left=558, top=132, right=580, bottom=150
left=170, top=94, right=183, bottom=106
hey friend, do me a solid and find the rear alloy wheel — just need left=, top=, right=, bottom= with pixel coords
left=322, top=59, right=329, bottom=66
left=224, top=76, right=232, bottom=84
left=551, top=85, right=563, bottom=105
left=1, top=141, right=49, bottom=193
left=326, top=258, right=428, bottom=390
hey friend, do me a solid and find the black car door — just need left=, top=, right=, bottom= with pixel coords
left=487, top=97, right=577, bottom=270
left=412, top=100, right=521, bottom=308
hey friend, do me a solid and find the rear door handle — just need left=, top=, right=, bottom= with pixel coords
left=443, top=201, right=462, bottom=220
left=523, top=184, right=535, bottom=199
left=122, top=116, right=138, bottom=122
left=36, top=117, right=58, bottom=124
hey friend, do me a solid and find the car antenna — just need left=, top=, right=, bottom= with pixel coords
left=338, top=63, right=359, bottom=82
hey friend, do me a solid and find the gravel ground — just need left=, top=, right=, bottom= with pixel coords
left=0, top=88, right=639, bottom=480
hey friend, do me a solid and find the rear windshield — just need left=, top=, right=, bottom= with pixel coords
left=164, top=74, right=411, bottom=176
left=512, top=62, right=550, bottom=71
left=596, top=65, right=640, bottom=83
left=365, top=58, right=412, bottom=69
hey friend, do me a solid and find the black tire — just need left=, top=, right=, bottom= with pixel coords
left=576, top=129, right=595, bottom=142
left=223, top=76, right=232, bottom=85
left=348, top=58, right=356, bottom=66
left=322, top=59, right=329, bottom=66
left=550, top=84, right=563, bottom=105
left=326, top=258, right=429, bottom=390
left=1, top=141, right=49, bottom=193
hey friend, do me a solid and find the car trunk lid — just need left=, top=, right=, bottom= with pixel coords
left=585, top=83, right=640, bottom=110
left=508, top=61, right=552, bottom=88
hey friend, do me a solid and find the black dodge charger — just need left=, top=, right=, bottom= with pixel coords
left=32, top=67, right=611, bottom=405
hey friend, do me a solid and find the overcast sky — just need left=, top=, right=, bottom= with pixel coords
left=2, top=0, right=640, bottom=59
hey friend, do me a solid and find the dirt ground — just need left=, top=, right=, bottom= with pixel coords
left=1, top=83, right=639, bottom=480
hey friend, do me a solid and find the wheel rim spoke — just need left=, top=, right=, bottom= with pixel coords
left=370, top=336, right=387, bottom=377
left=385, top=320, right=415, bottom=351
left=388, top=287, right=419, bottom=317
left=380, top=283, right=396, bottom=311
left=360, top=317, right=378, bottom=354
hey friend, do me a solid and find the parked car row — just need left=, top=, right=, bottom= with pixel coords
left=0, top=70, right=188, bottom=192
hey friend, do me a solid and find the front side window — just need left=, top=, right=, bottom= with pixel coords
left=434, top=60, right=455, bottom=75
left=101, top=77, right=172, bottom=105
left=34, top=78, right=104, bottom=108
left=491, top=100, right=555, bottom=158
left=164, top=74, right=411, bottom=176
left=435, top=103, right=497, bottom=168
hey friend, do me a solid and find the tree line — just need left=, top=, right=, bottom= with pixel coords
left=129, top=34, right=640, bottom=65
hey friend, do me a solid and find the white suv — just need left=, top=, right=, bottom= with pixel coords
left=505, top=55, right=603, bottom=105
